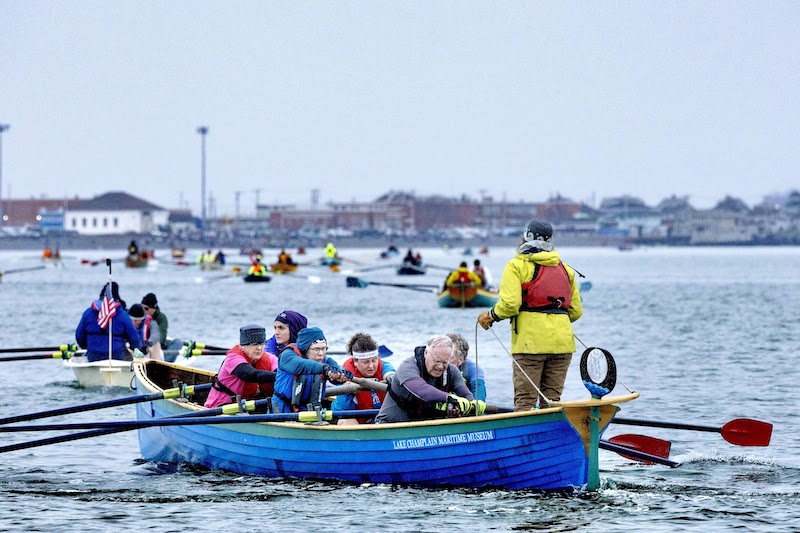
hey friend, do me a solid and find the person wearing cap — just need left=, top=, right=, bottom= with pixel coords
left=265, top=310, right=308, bottom=360
left=204, top=325, right=277, bottom=409
left=375, top=334, right=483, bottom=424
left=75, top=282, right=142, bottom=362
left=477, top=219, right=583, bottom=411
left=331, top=332, right=396, bottom=425
left=447, top=332, right=486, bottom=402
left=141, top=293, right=169, bottom=350
left=129, top=303, right=163, bottom=361
left=272, top=327, right=350, bottom=413
left=445, top=261, right=484, bottom=288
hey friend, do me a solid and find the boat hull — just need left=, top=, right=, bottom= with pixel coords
left=269, top=263, right=298, bottom=274
left=64, top=357, right=136, bottom=388
left=65, top=354, right=192, bottom=388
left=397, top=261, right=426, bottom=275
left=133, top=361, right=636, bottom=491
left=438, top=285, right=500, bottom=308
left=243, top=274, right=271, bottom=283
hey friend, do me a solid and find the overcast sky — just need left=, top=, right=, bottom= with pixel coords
left=2, top=1, right=798, bottom=216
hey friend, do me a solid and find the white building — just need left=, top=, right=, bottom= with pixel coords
left=65, top=192, right=169, bottom=235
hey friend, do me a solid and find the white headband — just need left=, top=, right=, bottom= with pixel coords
left=352, top=349, right=379, bottom=360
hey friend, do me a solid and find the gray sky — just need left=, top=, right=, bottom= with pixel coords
left=2, top=1, right=798, bottom=216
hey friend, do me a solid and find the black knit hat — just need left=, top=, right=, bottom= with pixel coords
left=239, top=324, right=266, bottom=345
left=128, top=303, right=146, bottom=319
left=141, top=293, right=158, bottom=308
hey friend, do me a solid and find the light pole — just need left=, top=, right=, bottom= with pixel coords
left=196, top=126, right=209, bottom=230
left=0, top=123, right=9, bottom=226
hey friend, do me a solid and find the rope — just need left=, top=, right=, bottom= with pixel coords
left=481, top=323, right=553, bottom=408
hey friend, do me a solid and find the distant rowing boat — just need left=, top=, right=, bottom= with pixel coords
left=438, top=283, right=499, bottom=308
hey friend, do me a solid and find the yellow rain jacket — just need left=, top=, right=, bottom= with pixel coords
left=491, top=250, right=582, bottom=355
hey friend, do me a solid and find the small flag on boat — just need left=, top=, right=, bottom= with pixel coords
left=97, top=283, right=119, bottom=329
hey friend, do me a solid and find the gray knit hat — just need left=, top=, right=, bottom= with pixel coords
left=239, top=324, right=266, bottom=345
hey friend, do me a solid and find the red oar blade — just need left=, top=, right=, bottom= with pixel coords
left=608, top=434, right=672, bottom=463
left=721, top=418, right=773, bottom=447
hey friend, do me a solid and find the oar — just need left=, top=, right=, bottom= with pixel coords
left=0, top=265, right=47, bottom=276
left=282, top=273, right=322, bottom=284
left=0, top=351, right=75, bottom=362
left=0, top=409, right=381, bottom=434
left=354, top=264, right=396, bottom=274
left=0, top=383, right=212, bottom=425
left=611, top=417, right=773, bottom=447
left=195, top=274, right=233, bottom=284
left=184, top=341, right=229, bottom=352
left=327, top=345, right=393, bottom=358
left=345, top=276, right=439, bottom=293
left=607, top=434, right=672, bottom=462
left=0, top=397, right=275, bottom=454
left=0, top=344, right=79, bottom=354
left=425, top=263, right=456, bottom=272
left=166, top=349, right=228, bottom=357
left=599, top=440, right=680, bottom=468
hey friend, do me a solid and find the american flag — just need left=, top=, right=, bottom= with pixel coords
left=97, top=283, right=120, bottom=329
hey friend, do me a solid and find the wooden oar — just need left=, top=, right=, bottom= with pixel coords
left=612, top=417, right=773, bottom=447
left=345, top=276, right=439, bottom=293
left=0, top=344, right=78, bottom=354
left=0, top=351, right=75, bottom=362
left=0, top=384, right=212, bottom=425
left=600, top=439, right=680, bottom=468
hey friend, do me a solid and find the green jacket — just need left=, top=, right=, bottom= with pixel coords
left=491, top=250, right=582, bottom=355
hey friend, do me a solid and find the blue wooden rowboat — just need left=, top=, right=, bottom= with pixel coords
left=133, top=360, right=638, bottom=491
left=438, top=283, right=500, bottom=308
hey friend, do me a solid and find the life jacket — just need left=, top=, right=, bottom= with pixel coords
left=387, top=347, right=455, bottom=419
left=249, top=263, right=267, bottom=276
left=135, top=315, right=152, bottom=346
left=520, top=262, right=571, bottom=314
left=241, top=354, right=276, bottom=399
left=207, top=348, right=275, bottom=408
left=456, top=269, right=473, bottom=285
left=343, top=357, right=387, bottom=412
left=274, top=344, right=326, bottom=412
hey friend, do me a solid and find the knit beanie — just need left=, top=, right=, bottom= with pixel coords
left=240, top=324, right=267, bottom=345
left=141, top=293, right=158, bottom=308
left=274, top=310, right=308, bottom=343
left=296, top=327, right=326, bottom=353
left=128, top=304, right=145, bottom=319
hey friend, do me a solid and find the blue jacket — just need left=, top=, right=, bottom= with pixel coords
left=272, top=345, right=340, bottom=413
left=75, top=300, right=143, bottom=362
left=460, top=359, right=486, bottom=401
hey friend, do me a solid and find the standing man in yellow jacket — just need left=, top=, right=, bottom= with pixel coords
left=478, top=219, right=582, bottom=411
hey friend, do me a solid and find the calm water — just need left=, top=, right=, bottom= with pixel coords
left=1, top=245, right=798, bottom=532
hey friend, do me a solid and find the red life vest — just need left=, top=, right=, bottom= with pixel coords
left=457, top=270, right=472, bottom=284
left=343, top=357, right=387, bottom=410
left=520, top=262, right=572, bottom=314
left=241, top=354, right=276, bottom=399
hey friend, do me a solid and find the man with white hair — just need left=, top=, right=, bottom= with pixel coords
left=375, top=335, right=485, bottom=424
